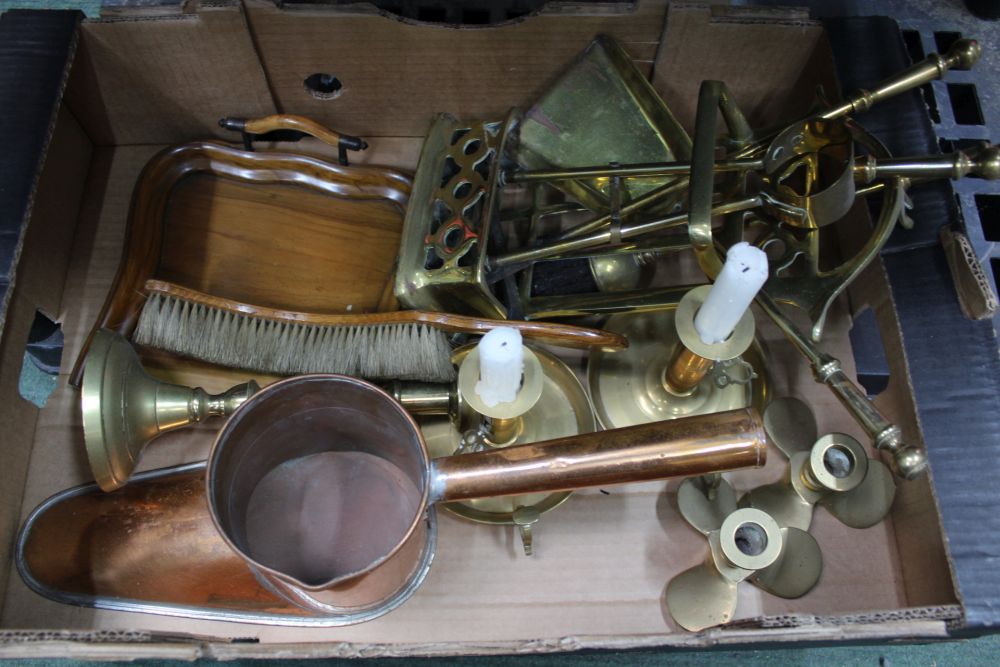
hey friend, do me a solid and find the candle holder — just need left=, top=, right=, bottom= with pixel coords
left=420, top=345, right=595, bottom=555
left=457, top=343, right=545, bottom=446
left=588, top=285, right=768, bottom=429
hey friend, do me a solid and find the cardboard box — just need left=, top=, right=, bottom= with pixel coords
left=0, top=1, right=971, bottom=658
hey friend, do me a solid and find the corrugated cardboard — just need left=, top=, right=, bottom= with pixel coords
left=0, top=1, right=970, bottom=657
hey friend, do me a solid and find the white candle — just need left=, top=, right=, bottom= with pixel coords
left=694, top=242, right=769, bottom=345
left=474, top=327, right=524, bottom=407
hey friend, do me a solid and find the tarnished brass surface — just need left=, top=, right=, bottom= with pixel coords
left=740, top=397, right=897, bottom=530
left=761, top=119, right=856, bottom=228
left=395, top=113, right=512, bottom=317
left=674, top=285, right=756, bottom=362
left=486, top=417, right=522, bottom=447
left=817, top=38, right=980, bottom=121
left=398, top=36, right=695, bottom=314
left=82, top=329, right=257, bottom=492
left=384, top=380, right=456, bottom=415
left=756, top=296, right=927, bottom=480
left=587, top=303, right=768, bottom=430
left=494, top=196, right=760, bottom=269
left=523, top=285, right=694, bottom=320
left=856, top=144, right=1000, bottom=182
left=407, top=36, right=988, bottom=347
left=509, top=158, right=762, bottom=184
left=514, top=34, right=691, bottom=212
left=687, top=80, right=753, bottom=280
left=589, top=252, right=657, bottom=293
left=667, top=478, right=823, bottom=631
left=423, top=345, right=593, bottom=524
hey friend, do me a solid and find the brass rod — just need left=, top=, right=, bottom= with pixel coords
left=854, top=147, right=1000, bottom=182
left=493, top=196, right=761, bottom=269
left=817, top=39, right=980, bottom=121
left=535, top=235, right=691, bottom=264
left=755, top=292, right=927, bottom=479
left=507, top=158, right=763, bottom=183
left=522, top=285, right=695, bottom=320
left=431, top=408, right=766, bottom=502
left=556, top=178, right=689, bottom=241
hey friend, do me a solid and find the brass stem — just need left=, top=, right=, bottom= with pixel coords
left=662, top=343, right=713, bottom=395
left=202, top=381, right=260, bottom=419
left=508, top=158, right=763, bottom=184
left=384, top=381, right=454, bottom=415
left=493, top=196, right=761, bottom=269
left=154, top=380, right=258, bottom=432
left=486, top=416, right=522, bottom=446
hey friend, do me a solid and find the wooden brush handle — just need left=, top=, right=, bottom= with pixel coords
left=145, top=280, right=628, bottom=350
left=220, top=114, right=366, bottom=152
left=68, top=141, right=412, bottom=387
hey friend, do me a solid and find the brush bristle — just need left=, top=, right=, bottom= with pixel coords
left=134, top=294, right=457, bottom=382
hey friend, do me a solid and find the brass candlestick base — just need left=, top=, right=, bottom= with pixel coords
left=422, top=345, right=595, bottom=553
left=81, top=329, right=259, bottom=492
left=588, top=290, right=767, bottom=430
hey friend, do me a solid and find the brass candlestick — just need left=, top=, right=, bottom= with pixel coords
left=588, top=285, right=766, bottom=429
left=414, top=345, right=594, bottom=555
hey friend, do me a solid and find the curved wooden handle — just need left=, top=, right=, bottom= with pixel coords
left=145, top=280, right=628, bottom=350
left=220, top=114, right=367, bottom=152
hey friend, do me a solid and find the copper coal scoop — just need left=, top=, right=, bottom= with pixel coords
left=19, top=375, right=766, bottom=625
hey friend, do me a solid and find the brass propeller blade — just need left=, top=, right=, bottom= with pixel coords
left=755, top=397, right=896, bottom=531
left=666, top=507, right=791, bottom=631
left=763, top=397, right=817, bottom=458
left=738, top=479, right=814, bottom=531
left=677, top=476, right=738, bottom=535
left=751, top=527, right=823, bottom=598
left=665, top=561, right=740, bottom=632
left=820, top=458, right=896, bottom=528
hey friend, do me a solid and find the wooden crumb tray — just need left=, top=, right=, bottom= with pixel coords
left=70, top=137, right=413, bottom=384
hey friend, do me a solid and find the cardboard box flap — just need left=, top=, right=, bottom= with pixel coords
left=66, top=2, right=275, bottom=147
left=0, top=1, right=980, bottom=654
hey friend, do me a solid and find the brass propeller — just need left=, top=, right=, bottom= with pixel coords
left=741, top=397, right=897, bottom=530
left=666, top=476, right=823, bottom=632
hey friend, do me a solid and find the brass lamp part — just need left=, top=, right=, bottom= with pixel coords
left=81, top=329, right=259, bottom=493
left=740, top=397, right=897, bottom=530
left=588, top=286, right=765, bottom=430
left=422, top=345, right=595, bottom=553
left=667, top=478, right=823, bottom=632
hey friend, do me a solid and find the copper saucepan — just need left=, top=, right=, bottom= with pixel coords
left=206, top=374, right=767, bottom=619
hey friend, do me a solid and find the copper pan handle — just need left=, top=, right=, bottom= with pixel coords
left=429, top=408, right=766, bottom=503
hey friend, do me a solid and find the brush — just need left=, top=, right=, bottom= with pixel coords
left=133, top=280, right=627, bottom=382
